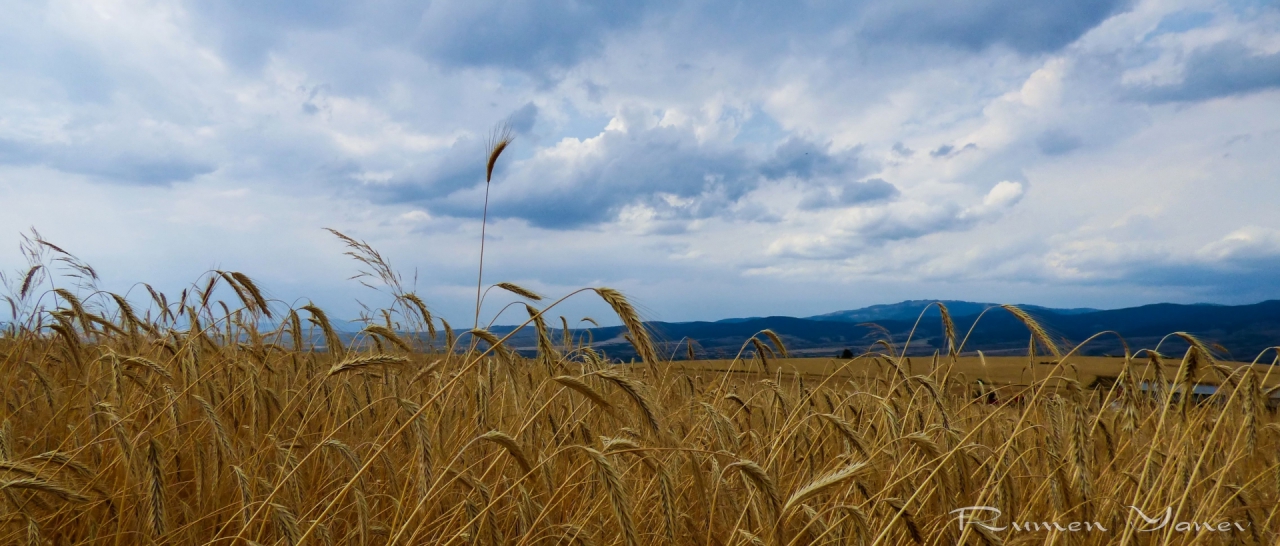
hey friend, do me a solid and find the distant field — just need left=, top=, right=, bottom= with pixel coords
left=675, top=355, right=1280, bottom=390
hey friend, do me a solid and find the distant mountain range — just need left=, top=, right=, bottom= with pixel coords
left=803, top=299, right=1099, bottom=323
left=487, top=299, right=1280, bottom=362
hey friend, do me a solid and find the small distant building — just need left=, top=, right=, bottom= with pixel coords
left=1138, top=382, right=1221, bottom=405
left=1115, top=380, right=1280, bottom=409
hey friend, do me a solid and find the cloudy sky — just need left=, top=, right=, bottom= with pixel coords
left=2, top=0, right=1279, bottom=325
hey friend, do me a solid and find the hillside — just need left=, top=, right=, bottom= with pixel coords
left=488, top=299, right=1280, bottom=361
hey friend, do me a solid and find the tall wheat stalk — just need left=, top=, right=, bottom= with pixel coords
left=473, top=123, right=514, bottom=330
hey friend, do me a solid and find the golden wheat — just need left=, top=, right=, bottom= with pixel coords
left=0, top=245, right=1276, bottom=545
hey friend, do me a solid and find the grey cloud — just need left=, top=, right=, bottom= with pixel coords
left=892, top=142, right=914, bottom=157
left=1036, top=129, right=1082, bottom=156
left=1149, top=10, right=1215, bottom=36
left=189, top=0, right=645, bottom=76
left=931, top=143, right=977, bottom=158
left=507, top=103, right=539, bottom=134
left=0, top=138, right=214, bottom=185
left=769, top=203, right=974, bottom=259
left=457, top=125, right=754, bottom=228
left=361, top=104, right=541, bottom=203
left=188, top=1, right=358, bottom=71
left=1057, top=252, right=1280, bottom=302
left=183, top=0, right=1128, bottom=83
left=479, top=133, right=869, bottom=229
left=69, top=156, right=216, bottom=185
left=0, top=20, right=118, bottom=104
left=45, top=46, right=117, bottom=103
left=412, top=1, right=648, bottom=71
left=366, top=137, right=489, bottom=203
left=583, top=81, right=606, bottom=103
left=799, top=178, right=900, bottom=210
left=773, top=181, right=1024, bottom=259
left=760, top=138, right=856, bottom=180
left=1133, top=41, right=1280, bottom=103
left=856, top=200, right=1007, bottom=244
left=841, top=178, right=900, bottom=203
left=1024, top=229, right=1280, bottom=299
left=378, top=126, right=870, bottom=229
left=186, top=1, right=651, bottom=83
left=860, top=0, right=1130, bottom=53
left=1121, top=261, right=1280, bottom=290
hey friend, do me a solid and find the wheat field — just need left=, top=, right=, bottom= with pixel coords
left=677, top=355, right=1280, bottom=397
left=1, top=233, right=1279, bottom=546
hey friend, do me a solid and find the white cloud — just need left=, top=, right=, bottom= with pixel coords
left=978, top=180, right=1024, bottom=210
left=1197, top=227, right=1280, bottom=262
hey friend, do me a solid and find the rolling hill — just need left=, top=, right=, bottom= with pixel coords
left=486, top=299, right=1280, bottom=362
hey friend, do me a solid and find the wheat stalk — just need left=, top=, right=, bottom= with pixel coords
left=327, top=354, right=410, bottom=376
left=593, top=288, right=660, bottom=371
left=577, top=446, right=638, bottom=546
left=595, top=369, right=663, bottom=438
left=0, top=478, right=88, bottom=503
left=477, top=430, right=535, bottom=477
left=145, top=439, right=166, bottom=537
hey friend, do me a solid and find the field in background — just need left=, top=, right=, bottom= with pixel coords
left=677, top=356, right=1280, bottom=388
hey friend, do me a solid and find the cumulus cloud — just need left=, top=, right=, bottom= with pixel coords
left=382, top=112, right=877, bottom=230
left=429, top=116, right=756, bottom=228
left=1031, top=226, right=1280, bottom=300
left=977, top=180, right=1024, bottom=210
left=769, top=181, right=1025, bottom=259
left=1196, top=227, right=1280, bottom=265
left=760, top=138, right=856, bottom=180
